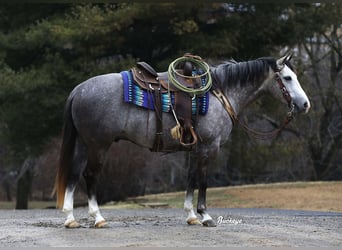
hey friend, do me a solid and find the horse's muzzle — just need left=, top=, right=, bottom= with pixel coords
left=294, top=101, right=310, bottom=114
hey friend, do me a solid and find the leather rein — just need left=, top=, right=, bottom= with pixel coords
left=212, top=70, right=294, bottom=140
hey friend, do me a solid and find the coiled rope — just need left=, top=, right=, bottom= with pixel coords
left=167, top=55, right=212, bottom=96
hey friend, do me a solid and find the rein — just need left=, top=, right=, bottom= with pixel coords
left=212, top=71, right=294, bottom=140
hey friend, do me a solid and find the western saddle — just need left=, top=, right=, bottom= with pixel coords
left=131, top=55, right=208, bottom=151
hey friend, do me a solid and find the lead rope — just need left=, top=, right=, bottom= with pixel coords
left=212, top=88, right=294, bottom=140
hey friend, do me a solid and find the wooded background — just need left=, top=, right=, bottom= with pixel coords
left=0, top=3, right=341, bottom=208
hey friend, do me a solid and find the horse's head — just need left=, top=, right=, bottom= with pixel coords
left=267, top=54, right=310, bottom=114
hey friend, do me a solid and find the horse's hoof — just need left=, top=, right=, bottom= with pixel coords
left=65, top=220, right=80, bottom=228
left=187, top=217, right=202, bottom=225
left=95, top=220, right=108, bottom=228
left=202, top=219, right=217, bottom=227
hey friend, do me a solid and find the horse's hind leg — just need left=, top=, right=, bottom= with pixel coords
left=83, top=151, right=107, bottom=228
left=63, top=139, right=88, bottom=228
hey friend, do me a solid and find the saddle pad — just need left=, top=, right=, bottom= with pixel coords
left=120, top=71, right=209, bottom=115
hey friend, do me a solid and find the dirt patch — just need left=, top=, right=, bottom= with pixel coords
left=0, top=182, right=341, bottom=247
left=0, top=208, right=341, bottom=247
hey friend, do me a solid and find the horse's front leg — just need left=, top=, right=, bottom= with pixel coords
left=197, top=154, right=216, bottom=227
left=184, top=153, right=201, bottom=225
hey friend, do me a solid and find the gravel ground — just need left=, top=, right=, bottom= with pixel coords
left=0, top=207, right=341, bottom=247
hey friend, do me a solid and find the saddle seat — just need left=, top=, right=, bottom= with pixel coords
left=131, top=61, right=201, bottom=93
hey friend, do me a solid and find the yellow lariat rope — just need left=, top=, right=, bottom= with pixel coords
left=168, top=55, right=212, bottom=96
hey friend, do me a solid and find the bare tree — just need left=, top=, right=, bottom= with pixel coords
left=300, top=15, right=342, bottom=179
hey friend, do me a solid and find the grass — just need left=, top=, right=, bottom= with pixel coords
left=103, top=181, right=342, bottom=212
left=1, top=181, right=341, bottom=212
left=0, top=201, right=56, bottom=210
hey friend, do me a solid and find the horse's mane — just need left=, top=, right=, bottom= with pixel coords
left=210, top=57, right=279, bottom=89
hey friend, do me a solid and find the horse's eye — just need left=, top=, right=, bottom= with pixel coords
left=284, top=76, right=292, bottom=81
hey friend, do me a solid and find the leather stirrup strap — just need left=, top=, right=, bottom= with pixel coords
left=152, top=87, right=163, bottom=151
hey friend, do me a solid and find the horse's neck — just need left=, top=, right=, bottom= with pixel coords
left=224, top=69, right=273, bottom=115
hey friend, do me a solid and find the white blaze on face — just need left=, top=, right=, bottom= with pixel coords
left=279, top=65, right=310, bottom=113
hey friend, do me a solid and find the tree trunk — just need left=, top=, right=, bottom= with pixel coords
left=15, top=158, right=35, bottom=209
left=5, top=182, right=12, bottom=201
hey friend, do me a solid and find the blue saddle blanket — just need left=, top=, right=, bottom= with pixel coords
left=120, top=71, right=209, bottom=115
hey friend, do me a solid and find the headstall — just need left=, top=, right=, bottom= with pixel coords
left=213, top=68, right=294, bottom=140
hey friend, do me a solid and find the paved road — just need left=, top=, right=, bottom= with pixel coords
left=0, top=207, right=341, bottom=247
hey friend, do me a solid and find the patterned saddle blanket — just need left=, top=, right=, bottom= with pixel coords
left=120, top=70, right=209, bottom=115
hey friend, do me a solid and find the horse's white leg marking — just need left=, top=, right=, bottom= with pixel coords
left=62, top=186, right=80, bottom=228
left=201, top=211, right=213, bottom=223
left=184, top=194, right=201, bottom=225
left=88, top=195, right=107, bottom=228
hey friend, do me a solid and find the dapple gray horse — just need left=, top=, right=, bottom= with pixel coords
left=55, top=55, right=310, bottom=228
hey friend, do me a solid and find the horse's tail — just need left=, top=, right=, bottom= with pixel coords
left=54, top=92, right=77, bottom=209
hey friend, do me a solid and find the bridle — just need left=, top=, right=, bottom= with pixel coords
left=212, top=66, right=295, bottom=140
left=275, top=66, right=294, bottom=114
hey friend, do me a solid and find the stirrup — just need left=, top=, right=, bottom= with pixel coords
left=180, top=126, right=198, bottom=147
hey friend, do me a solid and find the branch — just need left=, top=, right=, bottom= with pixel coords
left=321, top=28, right=342, bottom=59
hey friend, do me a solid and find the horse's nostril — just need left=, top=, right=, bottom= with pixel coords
left=304, top=102, right=308, bottom=108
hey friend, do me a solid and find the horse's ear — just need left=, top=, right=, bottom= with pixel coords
left=285, top=53, right=293, bottom=62
left=276, top=55, right=287, bottom=68
left=276, top=53, right=293, bottom=70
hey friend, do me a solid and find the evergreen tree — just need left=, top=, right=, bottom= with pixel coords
left=0, top=3, right=340, bottom=205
